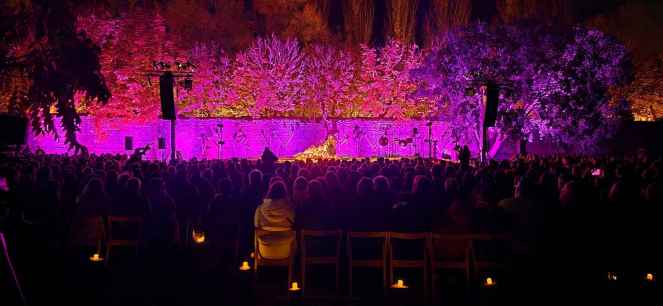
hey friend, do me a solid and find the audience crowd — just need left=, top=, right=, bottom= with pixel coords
left=0, top=149, right=660, bottom=273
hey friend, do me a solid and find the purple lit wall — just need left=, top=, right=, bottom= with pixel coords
left=28, top=117, right=470, bottom=159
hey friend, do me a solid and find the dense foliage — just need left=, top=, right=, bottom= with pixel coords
left=1, top=1, right=110, bottom=150
left=413, top=23, right=632, bottom=155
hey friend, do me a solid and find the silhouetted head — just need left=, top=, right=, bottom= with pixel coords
left=267, top=181, right=288, bottom=200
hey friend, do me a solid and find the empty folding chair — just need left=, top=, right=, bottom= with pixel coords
left=470, top=234, right=512, bottom=286
left=347, top=231, right=389, bottom=298
left=105, top=216, right=143, bottom=265
left=429, top=234, right=473, bottom=305
left=299, top=229, right=342, bottom=297
left=388, top=232, right=431, bottom=303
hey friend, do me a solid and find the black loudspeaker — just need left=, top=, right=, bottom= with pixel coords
left=0, top=114, right=27, bottom=146
left=124, top=136, right=133, bottom=151
left=160, top=72, right=176, bottom=120
left=158, top=137, right=166, bottom=149
left=483, top=82, right=499, bottom=127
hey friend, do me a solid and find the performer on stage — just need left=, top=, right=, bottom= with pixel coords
left=261, top=147, right=278, bottom=174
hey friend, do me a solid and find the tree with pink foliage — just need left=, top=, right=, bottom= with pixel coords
left=356, top=39, right=423, bottom=119
left=177, top=43, right=234, bottom=117
left=77, top=10, right=178, bottom=129
left=230, top=35, right=306, bottom=117
left=302, top=44, right=355, bottom=119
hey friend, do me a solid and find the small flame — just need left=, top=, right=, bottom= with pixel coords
left=89, top=253, right=103, bottom=262
left=239, top=261, right=251, bottom=271
left=192, top=230, right=205, bottom=244
left=391, top=279, right=408, bottom=289
left=289, top=282, right=300, bottom=291
left=645, top=273, right=655, bottom=282
left=485, top=277, right=495, bottom=287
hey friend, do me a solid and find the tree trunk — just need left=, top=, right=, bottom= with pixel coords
left=519, top=138, right=527, bottom=156
left=487, top=132, right=507, bottom=159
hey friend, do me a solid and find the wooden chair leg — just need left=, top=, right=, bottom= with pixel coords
left=348, top=266, right=353, bottom=298
left=301, top=259, right=306, bottom=295
left=335, top=262, right=340, bottom=296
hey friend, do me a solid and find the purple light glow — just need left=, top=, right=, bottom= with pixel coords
left=28, top=117, right=470, bottom=159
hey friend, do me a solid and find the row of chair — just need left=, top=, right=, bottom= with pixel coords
left=66, top=216, right=512, bottom=303
left=69, top=216, right=143, bottom=265
left=253, top=229, right=512, bottom=302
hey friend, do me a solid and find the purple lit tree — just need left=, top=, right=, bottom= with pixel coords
left=545, top=27, right=632, bottom=150
left=413, top=22, right=631, bottom=156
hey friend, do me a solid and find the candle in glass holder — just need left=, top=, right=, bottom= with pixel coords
left=192, top=229, right=205, bottom=244
left=391, top=279, right=408, bottom=289
left=289, top=282, right=300, bottom=291
left=645, top=273, right=655, bottom=282
left=239, top=261, right=251, bottom=271
left=484, top=277, right=495, bottom=287
left=89, top=253, right=103, bottom=262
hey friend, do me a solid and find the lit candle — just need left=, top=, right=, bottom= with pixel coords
left=391, top=279, right=408, bottom=289
left=484, top=277, right=495, bottom=287
left=289, top=282, right=300, bottom=291
left=645, top=273, right=655, bottom=282
left=89, top=253, right=103, bottom=262
left=192, top=230, right=205, bottom=244
left=239, top=261, right=251, bottom=271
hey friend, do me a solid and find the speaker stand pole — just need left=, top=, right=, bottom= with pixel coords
left=427, top=121, right=433, bottom=159
left=480, top=125, right=487, bottom=165
left=170, top=119, right=176, bottom=161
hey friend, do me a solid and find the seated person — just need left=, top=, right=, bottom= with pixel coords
left=254, top=181, right=295, bottom=259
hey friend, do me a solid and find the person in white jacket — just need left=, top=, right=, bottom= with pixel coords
left=254, top=180, right=295, bottom=259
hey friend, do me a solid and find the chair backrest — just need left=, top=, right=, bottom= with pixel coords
left=389, top=232, right=430, bottom=263
left=430, top=234, right=473, bottom=268
left=300, top=229, right=342, bottom=263
left=469, top=234, right=512, bottom=270
left=69, top=216, right=106, bottom=247
left=107, top=216, right=143, bottom=246
left=254, top=228, right=296, bottom=262
left=347, top=231, right=388, bottom=266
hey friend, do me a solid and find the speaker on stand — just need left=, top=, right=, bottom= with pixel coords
left=160, top=72, right=177, bottom=161
left=124, top=136, right=133, bottom=152
left=158, top=137, right=166, bottom=161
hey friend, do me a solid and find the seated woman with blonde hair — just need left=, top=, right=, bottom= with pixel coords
left=254, top=181, right=295, bottom=259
